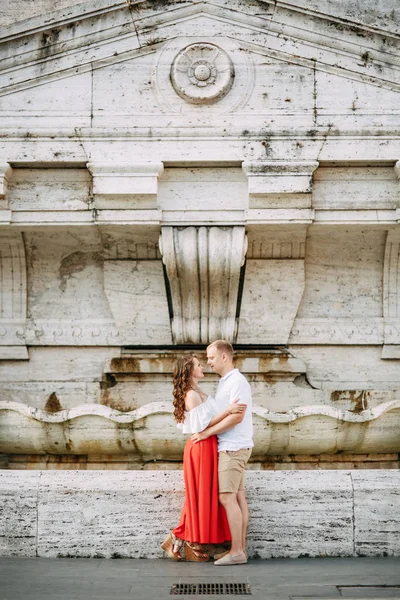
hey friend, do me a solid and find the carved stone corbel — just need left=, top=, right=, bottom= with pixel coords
left=159, top=226, right=247, bottom=344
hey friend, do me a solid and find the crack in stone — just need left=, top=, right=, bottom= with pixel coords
left=35, top=471, right=41, bottom=557
left=349, top=471, right=356, bottom=557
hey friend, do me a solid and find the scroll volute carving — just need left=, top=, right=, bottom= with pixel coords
left=159, top=226, right=247, bottom=344
left=0, top=231, right=28, bottom=359
left=382, top=228, right=400, bottom=357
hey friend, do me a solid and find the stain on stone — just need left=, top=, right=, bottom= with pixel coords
left=360, top=51, right=370, bottom=65
left=330, top=390, right=369, bottom=413
left=67, top=20, right=81, bottom=30
left=59, top=251, right=102, bottom=292
left=259, top=355, right=289, bottom=371
left=100, top=376, right=137, bottom=412
left=261, top=137, right=272, bottom=156
left=144, top=0, right=185, bottom=8
left=144, top=35, right=165, bottom=46
left=45, top=392, right=63, bottom=413
left=126, top=1, right=142, bottom=13
left=39, top=28, right=61, bottom=58
left=110, top=357, right=141, bottom=373
left=102, top=374, right=118, bottom=388
left=351, top=391, right=369, bottom=413
left=293, top=375, right=314, bottom=389
left=330, top=22, right=345, bottom=32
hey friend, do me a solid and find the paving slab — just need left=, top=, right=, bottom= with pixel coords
left=0, top=556, right=399, bottom=600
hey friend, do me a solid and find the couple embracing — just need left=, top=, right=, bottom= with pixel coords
left=161, top=339, right=253, bottom=566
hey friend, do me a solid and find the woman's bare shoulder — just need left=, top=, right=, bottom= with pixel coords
left=185, top=389, right=202, bottom=412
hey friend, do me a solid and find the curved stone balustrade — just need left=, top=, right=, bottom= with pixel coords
left=1, top=400, right=399, bottom=459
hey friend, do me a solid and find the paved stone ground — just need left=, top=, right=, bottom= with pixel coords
left=0, top=556, right=399, bottom=600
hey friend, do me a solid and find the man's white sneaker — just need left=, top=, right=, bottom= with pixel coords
left=214, top=552, right=247, bottom=566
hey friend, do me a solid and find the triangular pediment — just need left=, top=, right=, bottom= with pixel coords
left=1, top=0, right=399, bottom=99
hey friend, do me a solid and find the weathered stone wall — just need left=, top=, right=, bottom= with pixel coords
left=0, top=0, right=399, bottom=468
left=1, top=470, right=399, bottom=558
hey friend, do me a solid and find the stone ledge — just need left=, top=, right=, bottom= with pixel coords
left=1, top=400, right=399, bottom=457
left=0, top=470, right=399, bottom=559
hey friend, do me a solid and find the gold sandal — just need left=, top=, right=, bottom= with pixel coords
left=185, top=542, right=210, bottom=562
left=161, top=533, right=184, bottom=561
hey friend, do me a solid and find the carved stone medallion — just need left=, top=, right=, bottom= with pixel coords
left=170, top=43, right=234, bottom=105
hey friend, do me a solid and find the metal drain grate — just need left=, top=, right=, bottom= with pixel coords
left=171, top=582, right=251, bottom=595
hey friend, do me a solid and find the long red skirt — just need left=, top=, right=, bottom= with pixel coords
left=172, top=435, right=231, bottom=544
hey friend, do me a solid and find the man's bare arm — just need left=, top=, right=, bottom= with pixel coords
left=191, top=411, right=245, bottom=443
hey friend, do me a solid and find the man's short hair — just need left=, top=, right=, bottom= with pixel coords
left=207, top=339, right=234, bottom=357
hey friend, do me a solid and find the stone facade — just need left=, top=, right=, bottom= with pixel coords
left=0, top=0, right=399, bottom=470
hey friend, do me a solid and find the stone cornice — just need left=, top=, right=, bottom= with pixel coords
left=1, top=0, right=398, bottom=42
left=3, top=128, right=400, bottom=138
left=0, top=0, right=399, bottom=98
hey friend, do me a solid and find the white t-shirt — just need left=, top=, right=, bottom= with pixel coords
left=215, top=368, right=254, bottom=452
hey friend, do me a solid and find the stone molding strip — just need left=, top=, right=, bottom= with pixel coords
left=1, top=399, right=399, bottom=425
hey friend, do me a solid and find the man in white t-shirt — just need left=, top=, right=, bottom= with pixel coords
left=191, top=340, right=253, bottom=566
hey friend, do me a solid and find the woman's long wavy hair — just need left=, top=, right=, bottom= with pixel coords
left=173, top=354, right=196, bottom=423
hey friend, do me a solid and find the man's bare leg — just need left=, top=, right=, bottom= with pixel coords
left=237, top=490, right=249, bottom=552
left=219, top=492, right=244, bottom=555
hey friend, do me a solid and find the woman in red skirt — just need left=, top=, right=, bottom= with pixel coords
left=161, top=354, right=246, bottom=562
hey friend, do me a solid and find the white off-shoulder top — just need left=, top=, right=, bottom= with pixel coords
left=177, top=396, right=219, bottom=434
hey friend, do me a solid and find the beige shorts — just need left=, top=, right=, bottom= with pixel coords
left=218, top=448, right=252, bottom=494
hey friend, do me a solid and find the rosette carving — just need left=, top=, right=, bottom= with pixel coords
left=170, top=43, right=234, bottom=105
